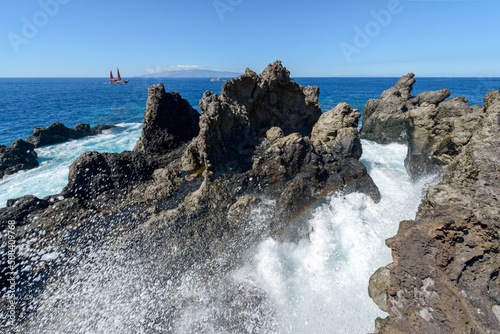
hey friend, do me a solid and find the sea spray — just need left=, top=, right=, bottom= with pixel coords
left=229, top=140, right=439, bottom=333
left=9, top=140, right=438, bottom=333
left=0, top=123, right=142, bottom=207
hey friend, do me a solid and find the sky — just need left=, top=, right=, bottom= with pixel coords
left=0, top=0, right=498, bottom=77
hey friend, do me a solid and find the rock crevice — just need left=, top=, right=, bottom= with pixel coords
left=369, top=83, right=500, bottom=334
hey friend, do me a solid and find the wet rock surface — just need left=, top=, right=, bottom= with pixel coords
left=26, top=122, right=117, bottom=148
left=0, top=62, right=380, bottom=332
left=370, top=89, right=500, bottom=333
left=0, top=140, right=38, bottom=179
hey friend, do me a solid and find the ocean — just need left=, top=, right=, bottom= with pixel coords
left=1, top=76, right=499, bottom=333
left=1, top=76, right=498, bottom=208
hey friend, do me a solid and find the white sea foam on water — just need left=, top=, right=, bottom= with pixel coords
left=13, top=140, right=438, bottom=334
left=0, top=123, right=142, bottom=207
left=232, top=140, right=438, bottom=333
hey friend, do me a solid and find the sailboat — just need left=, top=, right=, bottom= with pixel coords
left=109, top=68, right=129, bottom=84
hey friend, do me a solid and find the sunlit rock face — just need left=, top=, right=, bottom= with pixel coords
left=369, top=89, right=500, bottom=334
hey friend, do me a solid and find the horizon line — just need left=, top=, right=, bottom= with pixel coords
left=1, top=75, right=500, bottom=79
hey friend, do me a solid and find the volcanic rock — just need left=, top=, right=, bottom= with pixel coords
left=404, top=96, right=485, bottom=179
left=408, top=88, right=451, bottom=106
left=371, top=90, right=500, bottom=334
left=0, top=139, right=39, bottom=179
left=1, top=62, right=383, bottom=332
left=250, top=102, right=379, bottom=239
left=134, top=84, right=200, bottom=154
left=360, top=73, right=416, bottom=144
left=26, top=122, right=117, bottom=148
left=0, top=195, right=49, bottom=230
left=181, top=60, right=322, bottom=175
left=311, top=102, right=362, bottom=159
left=62, top=150, right=161, bottom=204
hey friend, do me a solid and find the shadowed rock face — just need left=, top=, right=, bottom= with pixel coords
left=181, top=60, right=322, bottom=175
left=370, top=89, right=500, bottom=334
left=134, top=84, right=200, bottom=154
left=1, top=61, right=381, bottom=332
left=404, top=96, right=484, bottom=179
left=0, top=139, right=38, bottom=179
left=26, top=122, right=117, bottom=148
left=360, top=73, right=416, bottom=144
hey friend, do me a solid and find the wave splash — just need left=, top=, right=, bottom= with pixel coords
left=17, top=140, right=438, bottom=333
left=0, top=123, right=142, bottom=207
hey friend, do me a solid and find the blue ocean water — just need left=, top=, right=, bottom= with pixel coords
left=1, top=76, right=498, bottom=333
left=1, top=76, right=499, bottom=207
left=1, top=76, right=499, bottom=146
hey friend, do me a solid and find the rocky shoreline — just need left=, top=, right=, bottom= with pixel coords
left=0, top=122, right=116, bottom=180
left=0, top=62, right=498, bottom=333
left=1, top=62, right=379, bottom=331
left=363, top=76, right=500, bottom=333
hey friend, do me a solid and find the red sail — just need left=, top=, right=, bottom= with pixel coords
left=117, top=68, right=121, bottom=81
left=110, top=70, right=114, bottom=80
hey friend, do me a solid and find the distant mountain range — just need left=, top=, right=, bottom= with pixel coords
left=137, top=69, right=242, bottom=78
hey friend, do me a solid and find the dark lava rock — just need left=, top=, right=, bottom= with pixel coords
left=250, top=102, right=379, bottom=239
left=360, top=73, right=416, bottom=144
left=181, top=60, right=322, bottom=175
left=134, top=84, right=200, bottom=155
left=2, top=62, right=383, bottom=332
left=0, top=195, right=49, bottom=229
left=26, top=122, right=117, bottom=148
left=62, top=150, right=160, bottom=204
left=0, top=139, right=39, bottom=179
left=370, top=90, right=500, bottom=334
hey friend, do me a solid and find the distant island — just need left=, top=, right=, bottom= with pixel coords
left=137, top=69, right=242, bottom=78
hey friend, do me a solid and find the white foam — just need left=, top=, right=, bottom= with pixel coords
left=232, top=140, right=438, bottom=333
left=41, top=252, right=59, bottom=261
left=14, top=140, right=438, bottom=333
left=0, top=123, right=142, bottom=207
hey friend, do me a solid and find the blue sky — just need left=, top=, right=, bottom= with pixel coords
left=0, top=0, right=498, bottom=77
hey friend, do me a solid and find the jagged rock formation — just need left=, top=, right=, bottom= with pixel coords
left=26, top=122, right=116, bottom=148
left=1, top=62, right=381, bottom=332
left=359, top=72, right=490, bottom=182
left=0, top=139, right=38, bottom=179
left=0, top=195, right=49, bottom=229
left=405, top=96, right=484, bottom=179
left=181, top=61, right=322, bottom=175
left=360, top=73, right=416, bottom=144
left=370, top=89, right=500, bottom=333
left=134, top=84, right=200, bottom=154
left=0, top=124, right=116, bottom=179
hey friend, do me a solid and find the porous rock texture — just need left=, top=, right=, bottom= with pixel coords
left=360, top=73, right=416, bottom=144
left=0, top=139, right=38, bottom=179
left=404, top=96, right=484, bottom=179
left=1, top=62, right=380, bottom=332
left=134, top=84, right=200, bottom=154
left=181, top=61, right=322, bottom=175
left=370, top=89, right=500, bottom=334
left=26, top=122, right=117, bottom=148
